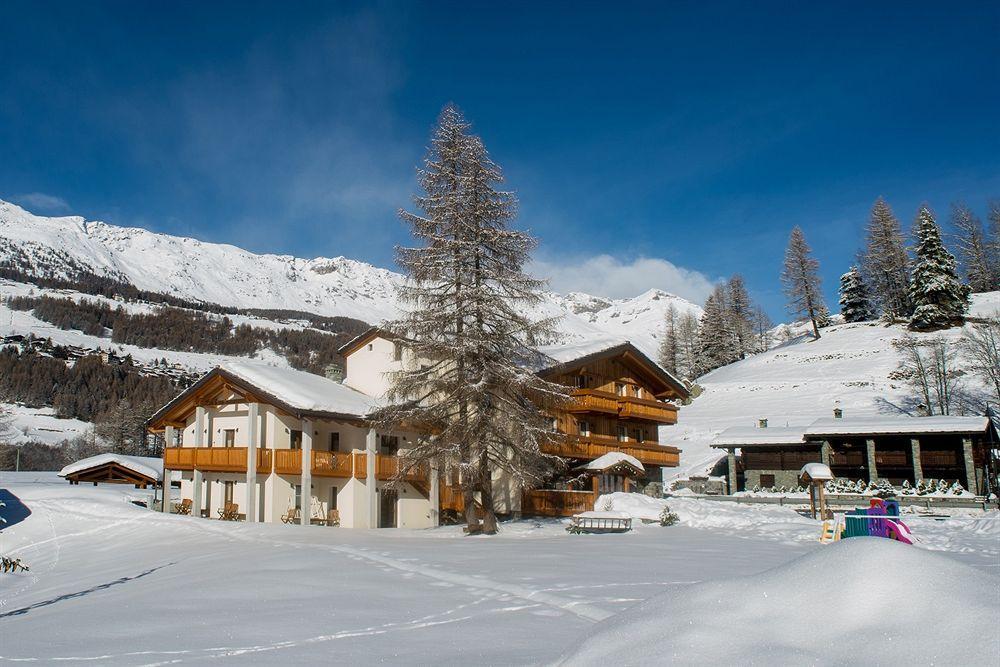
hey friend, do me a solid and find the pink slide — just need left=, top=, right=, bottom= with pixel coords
left=884, top=518, right=915, bottom=545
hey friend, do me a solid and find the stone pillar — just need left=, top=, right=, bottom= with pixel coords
left=961, top=437, right=977, bottom=494
left=910, top=438, right=923, bottom=484
left=865, top=439, right=878, bottom=482
left=726, top=450, right=738, bottom=495
left=366, top=428, right=378, bottom=528
left=820, top=440, right=831, bottom=467
left=246, top=403, right=259, bottom=523
left=300, top=418, right=313, bottom=526
left=162, top=425, right=175, bottom=513
left=193, top=406, right=206, bottom=518
left=429, top=459, right=440, bottom=527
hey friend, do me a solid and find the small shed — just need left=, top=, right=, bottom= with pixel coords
left=800, top=462, right=834, bottom=519
left=59, top=454, right=165, bottom=489
left=577, top=452, right=645, bottom=493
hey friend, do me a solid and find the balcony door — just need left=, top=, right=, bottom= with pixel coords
left=379, top=489, right=397, bottom=528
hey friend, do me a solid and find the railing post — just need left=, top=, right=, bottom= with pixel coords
left=300, top=418, right=313, bottom=526
left=162, top=425, right=174, bottom=513
left=246, top=403, right=259, bottom=522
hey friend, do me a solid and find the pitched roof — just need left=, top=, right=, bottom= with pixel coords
left=59, top=453, right=163, bottom=481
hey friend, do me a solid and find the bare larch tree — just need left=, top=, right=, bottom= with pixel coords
left=781, top=226, right=826, bottom=339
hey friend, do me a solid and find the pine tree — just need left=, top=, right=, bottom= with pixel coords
left=697, top=285, right=736, bottom=373
left=909, top=206, right=971, bottom=330
left=950, top=202, right=998, bottom=292
left=862, top=198, right=911, bottom=318
left=373, top=105, right=569, bottom=535
left=781, top=226, right=826, bottom=339
left=725, top=275, right=755, bottom=359
left=658, top=305, right=679, bottom=377
left=839, top=266, right=874, bottom=322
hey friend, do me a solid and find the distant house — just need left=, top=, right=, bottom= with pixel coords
left=147, top=334, right=689, bottom=527
left=711, top=415, right=998, bottom=495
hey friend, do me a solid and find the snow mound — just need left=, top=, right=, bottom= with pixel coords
left=561, top=538, right=1000, bottom=665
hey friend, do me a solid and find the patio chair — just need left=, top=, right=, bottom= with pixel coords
left=218, top=502, right=240, bottom=521
left=280, top=507, right=300, bottom=524
left=172, top=498, right=192, bottom=515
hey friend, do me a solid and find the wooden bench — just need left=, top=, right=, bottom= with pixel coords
left=566, top=511, right=632, bottom=534
left=280, top=508, right=301, bottom=524
left=310, top=510, right=340, bottom=526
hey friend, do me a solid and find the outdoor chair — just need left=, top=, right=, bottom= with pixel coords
left=218, top=502, right=240, bottom=521
left=280, top=507, right=300, bottom=524
left=173, top=498, right=192, bottom=515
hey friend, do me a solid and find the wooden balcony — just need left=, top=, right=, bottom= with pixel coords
left=568, top=389, right=620, bottom=415
left=616, top=396, right=678, bottom=424
left=311, top=450, right=354, bottom=477
left=164, top=446, right=272, bottom=473
left=541, top=436, right=680, bottom=467
left=522, top=489, right=596, bottom=517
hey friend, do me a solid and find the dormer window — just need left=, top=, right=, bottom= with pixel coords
left=615, top=383, right=626, bottom=397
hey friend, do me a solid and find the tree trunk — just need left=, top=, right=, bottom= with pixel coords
left=479, top=454, right=498, bottom=534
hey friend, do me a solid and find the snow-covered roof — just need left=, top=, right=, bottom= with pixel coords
left=59, top=453, right=164, bottom=481
left=536, top=335, right=629, bottom=365
left=578, top=451, right=645, bottom=473
left=219, top=361, right=379, bottom=418
left=805, top=416, right=990, bottom=437
left=712, top=426, right=808, bottom=447
left=712, top=416, right=992, bottom=448
left=799, top=462, right=833, bottom=481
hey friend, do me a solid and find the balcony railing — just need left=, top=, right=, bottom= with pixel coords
left=541, top=436, right=680, bottom=467
left=616, top=396, right=678, bottom=424
left=522, top=489, right=596, bottom=517
left=568, top=390, right=620, bottom=414
left=164, top=446, right=272, bottom=473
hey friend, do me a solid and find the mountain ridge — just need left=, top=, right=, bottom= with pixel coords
left=0, top=199, right=702, bottom=357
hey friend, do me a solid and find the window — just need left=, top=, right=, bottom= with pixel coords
left=615, top=383, right=626, bottom=397
left=224, top=429, right=236, bottom=447
left=575, top=375, right=588, bottom=389
left=330, top=487, right=338, bottom=510
left=632, top=385, right=641, bottom=397
left=367, top=343, right=373, bottom=351
left=290, top=430, right=302, bottom=450
left=393, top=342, right=402, bottom=361
left=633, top=428, right=645, bottom=443
left=224, top=481, right=234, bottom=504
left=760, top=474, right=776, bottom=488
left=294, top=484, right=302, bottom=510
left=330, top=432, right=340, bottom=452
left=380, top=435, right=399, bottom=455
left=577, top=420, right=591, bottom=436
left=618, top=425, right=628, bottom=442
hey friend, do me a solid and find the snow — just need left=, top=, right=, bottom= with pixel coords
left=220, top=361, right=379, bottom=416
left=575, top=510, right=633, bottom=520
left=806, top=415, right=991, bottom=436
left=579, top=451, right=644, bottom=472
left=970, top=290, right=1000, bottom=317
left=560, top=538, right=1000, bottom=666
left=711, top=425, right=806, bottom=446
left=58, top=453, right=164, bottom=481
left=1, top=402, right=89, bottom=445
left=799, top=462, right=833, bottom=480
left=1, top=476, right=996, bottom=664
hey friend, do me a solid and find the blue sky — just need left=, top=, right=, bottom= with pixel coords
left=2, top=2, right=998, bottom=317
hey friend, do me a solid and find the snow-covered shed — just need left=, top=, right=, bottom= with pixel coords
left=60, top=453, right=166, bottom=488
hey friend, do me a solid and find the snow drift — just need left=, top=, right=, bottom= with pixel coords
left=561, top=537, right=1000, bottom=665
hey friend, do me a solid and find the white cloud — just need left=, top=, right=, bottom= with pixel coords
left=16, top=192, right=70, bottom=213
left=531, top=254, right=717, bottom=303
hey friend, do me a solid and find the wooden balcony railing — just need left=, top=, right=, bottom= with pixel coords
left=920, top=450, right=959, bottom=467
left=164, top=446, right=271, bottom=473
left=274, top=448, right=302, bottom=475
left=541, top=436, right=680, bottom=467
left=522, top=489, right=596, bottom=517
left=163, top=447, right=196, bottom=470
left=312, top=450, right=354, bottom=477
left=374, top=454, right=428, bottom=481
left=616, top=396, right=678, bottom=424
left=874, top=451, right=909, bottom=467
left=568, top=390, right=620, bottom=414
left=164, top=447, right=431, bottom=481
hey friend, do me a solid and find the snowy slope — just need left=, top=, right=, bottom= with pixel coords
left=0, top=199, right=701, bottom=355
left=662, top=291, right=1000, bottom=480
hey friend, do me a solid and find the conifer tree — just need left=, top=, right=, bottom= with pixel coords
left=862, top=198, right=911, bottom=318
left=658, top=305, right=680, bottom=377
left=839, top=266, right=874, bottom=322
left=725, top=275, right=755, bottom=359
left=697, top=285, right=736, bottom=372
left=373, top=105, right=569, bottom=535
left=950, top=202, right=998, bottom=292
left=676, top=311, right=701, bottom=380
left=781, top=226, right=826, bottom=338
left=909, top=206, right=971, bottom=330
left=988, top=201, right=1000, bottom=284
left=750, top=305, right=773, bottom=352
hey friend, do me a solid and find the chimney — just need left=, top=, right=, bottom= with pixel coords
left=833, top=401, right=843, bottom=419
left=758, top=418, right=768, bottom=429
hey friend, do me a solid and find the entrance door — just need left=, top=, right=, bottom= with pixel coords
left=379, top=489, right=397, bottom=528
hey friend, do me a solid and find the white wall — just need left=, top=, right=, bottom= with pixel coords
left=343, top=335, right=419, bottom=398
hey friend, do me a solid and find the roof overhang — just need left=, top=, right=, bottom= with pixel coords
left=537, top=342, right=689, bottom=400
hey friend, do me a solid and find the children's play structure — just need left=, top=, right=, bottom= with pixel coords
left=820, top=497, right=915, bottom=545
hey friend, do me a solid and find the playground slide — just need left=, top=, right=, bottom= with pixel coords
left=884, top=518, right=914, bottom=545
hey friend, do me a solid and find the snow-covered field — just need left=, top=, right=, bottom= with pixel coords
left=1, top=475, right=997, bottom=665
left=1, top=403, right=89, bottom=445
left=663, top=291, right=1000, bottom=480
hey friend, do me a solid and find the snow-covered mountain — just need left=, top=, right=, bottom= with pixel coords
left=0, top=199, right=700, bottom=356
